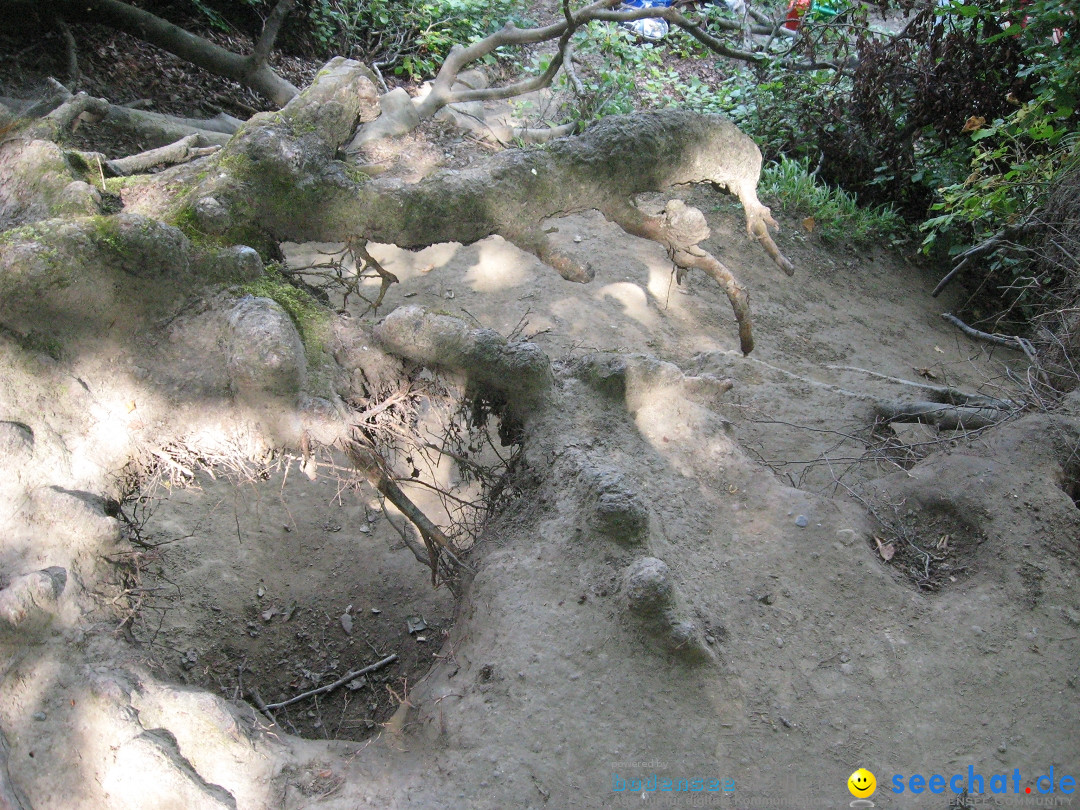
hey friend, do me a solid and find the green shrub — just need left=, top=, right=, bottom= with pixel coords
left=305, top=0, right=526, bottom=78
left=761, top=156, right=909, bottom=244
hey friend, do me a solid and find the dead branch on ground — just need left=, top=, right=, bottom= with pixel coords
left=262, top=654, right=399, bottom=710
left=872, top=399, right=1010, bottom=431
left=70, top=134, right=220, bottom=176
left=940, top=312, right=1036, bottom=354
left=5, top=0, right=300, bottom=106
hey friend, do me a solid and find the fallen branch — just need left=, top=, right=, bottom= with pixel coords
left=345, top=437, right=469, bottom=586
left=262, top=653, right=399, bottom=710
left=7, top=0, right=301, bottom=106
left=71, top=134, right=220, bottom=177
left=941, top=312, right=1036, bottom=355
left=931, top=220, right=1039, bottom=298
left=872, top=400, right=1008, bottom=430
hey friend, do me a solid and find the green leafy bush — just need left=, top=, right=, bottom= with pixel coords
left=305, top=0, right=525, bottom=78
left=761, top=156, right=908, bottom=244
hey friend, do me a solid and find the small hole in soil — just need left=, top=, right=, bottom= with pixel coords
left=1062, top=469, right=1080, bottom=509
left=112, top=465, right=458, bottom=741
left=874, top=505, right=984, bottom=593
left=103, top=376, right=526, bottom=740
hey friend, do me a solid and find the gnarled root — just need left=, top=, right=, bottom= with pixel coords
left=742, top=197, right=795, bottom=277
left=602, top=199, right=755, bottom=355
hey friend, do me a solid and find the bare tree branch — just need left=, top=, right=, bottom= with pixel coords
left=251, top=0, right=296, bottom=70
left=14, top=0, right=300, bottom=106
left=407, top=0, right=842, bottom=131
left=931, top=219, right=1040, bottom=297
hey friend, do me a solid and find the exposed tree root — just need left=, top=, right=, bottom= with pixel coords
left=160, top=61, right=793, bottom=352
left=22, top=82, right=236, bottom=147
left=872, top=400, right=1010, bottom=431
left=71, top=134, right=220, bottom=177
left=941, top=312, right=1035, bottom=354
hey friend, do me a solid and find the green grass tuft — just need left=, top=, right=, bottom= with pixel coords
left=760, top=157, right=909, bottom=245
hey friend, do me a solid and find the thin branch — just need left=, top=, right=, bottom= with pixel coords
left=262, top=654, right=399, bottom=710
left=931, top=220, right=1040, bottom=298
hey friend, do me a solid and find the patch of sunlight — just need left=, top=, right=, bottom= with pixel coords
left=464, top=236, right=532, bottom=293
left=645, top=256, right=685, bottom=307
left=366, top=241, right=461, bottom=284
left=595, top=282, right=659, bottom=330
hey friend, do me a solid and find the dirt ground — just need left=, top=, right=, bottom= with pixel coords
left=2, top=23, right=1080, bottom=810
left=100, top=186, right=1080, bottom=808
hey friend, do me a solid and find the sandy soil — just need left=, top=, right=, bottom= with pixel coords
left=103, top=184, right=1080, bottom=808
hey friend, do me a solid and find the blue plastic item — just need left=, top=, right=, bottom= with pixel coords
left=619, top=0, right=673, bottom=41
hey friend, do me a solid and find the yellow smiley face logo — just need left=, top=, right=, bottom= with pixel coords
left=848, top=768, right=876, bottom=798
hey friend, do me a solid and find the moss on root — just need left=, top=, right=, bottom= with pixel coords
left=240, top=268, right=339, bottom=400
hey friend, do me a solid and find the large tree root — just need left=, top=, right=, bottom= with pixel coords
left=159, top=60, right=794, bottom=353
left=21, top=83, right=237, bottom=147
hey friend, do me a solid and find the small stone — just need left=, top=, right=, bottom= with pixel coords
left=371, top=608, right=381, bottom=615
left=257, top=586, right=265, bottom=599
left=32, top=711, right=46, bottom=721
left=775, top=637, right=784, bottom=648
left=795, top=515, right=809, bottom=527
left=623, top=557, right=674, bottom=617
left=840, top=662, right=854, bottom=675
left=998, top=743, right=1007, bottom=753
left=340, top=613, right=353, bottom=634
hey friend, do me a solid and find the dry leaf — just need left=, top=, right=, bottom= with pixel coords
left=914, top=367, right=938, bottom=380
left=934, top=346, right=945, bottom=353
left=874, top=536, right=896, bottom=561
left=126, top=400, right=137, bottom=413
left=962, top=115, right=986, bottom=133
left=801, top=216, right=816, bottom=233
